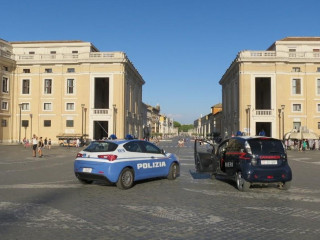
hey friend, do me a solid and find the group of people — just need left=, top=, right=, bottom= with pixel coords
left=29, top=135, right=51, bottom=157
left=285, top=139, right=320, bottom=151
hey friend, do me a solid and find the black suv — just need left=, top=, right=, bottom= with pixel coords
left=194, top=136, right=292, bottom=191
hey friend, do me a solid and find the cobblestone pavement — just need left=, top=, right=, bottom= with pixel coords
left=0, top=139, right=320, bottom=240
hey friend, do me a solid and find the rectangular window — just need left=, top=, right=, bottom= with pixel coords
left=293, top=122, right=301, bottom=131
left=66, top=103, right=75, bottom=111
left=317, top=67, right=320, bottom=72
left=3, top=66, right=8, bottom=71
left=44, top=79, right=52, bottom=94
left=44, top=120, right=51, bottom=127
left=318, top=104, right=320, bottom=112
left=318, top=79, right=320, bottom=95
left=293, top=104, right=302, bottom=112
left=67, top=79, right=74, bottom=94
left=23, top=69, right=30, bottom=73
left=50, top=51, right=56, bottom=54
left=22, top=79, right=30, bottom=94
left=313, top=49, right=320, bottom=52
left=67, top=68, right=75, bottom=73
left=1, top=119, right=7, bottom=127
left=29, top=51, right=35, bottom=54
left=292, top=67, right=301, bottom=72
left=45, top=68, right=52, bottom=73
left=318, top=122, right=320, bottom=129
left=1, top=101, right=8, bottom=110
left=66, top=120, right=74, bottom=127
left=22, top=120, right=29, bottom=127
left=43, top=103, right=52, bottom=111
left=21, top=103, right=30, bottom=111
left=292, top=79, right=301, bottom=94
left=72, top=51, right=78, bottom=54
left=2, top=77, right=9, bottom=93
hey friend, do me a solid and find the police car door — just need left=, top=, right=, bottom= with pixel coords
left=224, top=139, right=240, bottom=176
left=138, top=141, right=168, bottom=178
left=122, top=141, right=149, bottom=179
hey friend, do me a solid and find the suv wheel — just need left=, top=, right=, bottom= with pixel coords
left=279, top=181, right=291, bottom=190
left=236, top=172, right=250, bottom=191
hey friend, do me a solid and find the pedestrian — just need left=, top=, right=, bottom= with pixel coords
left=44, top=137, right=48, bottom=149
left=76, top=138, right=80, bottom=147
left=302, top=139, right=307, bottom=152
left=32, top=134, right=38, bottom=157
left=67, top=138, right=70, bottom=148
left=48, top=138, right=52, bottom=150
left=259, top=129, right=266, bottom=136
left=178, top=138, right=184, bottom=147
left=38, top=137, right=44, bottom=157
left=315, top=139, right=319, bottom=151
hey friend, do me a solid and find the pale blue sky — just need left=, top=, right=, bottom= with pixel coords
left=2, top=0, right=320, bottom=124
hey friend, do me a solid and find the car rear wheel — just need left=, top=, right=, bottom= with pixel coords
left=168, top=162, right=178, bottom=180
left=279, top=181, right=291, bottom=190
left=236, top=171, right=250, bottom=191
left=116, top=168, right=134, bottom=190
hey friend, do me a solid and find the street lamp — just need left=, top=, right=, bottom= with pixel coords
left=18, top=103, right=22, bottom=143
left=281, top=105, right=285, bottom=139
left=113, top=104, right=117, bottom=135
left=30, top=114, right=33, bottom=140
left=247, top=105, right=251, bottom=136
left=84, top=107, right=87, bottom=137
left=81, top=104, right=85, bottom=137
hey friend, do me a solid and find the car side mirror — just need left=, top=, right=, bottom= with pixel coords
left=161, top=149, right=166, bottom=155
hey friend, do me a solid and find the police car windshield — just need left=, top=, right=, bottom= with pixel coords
left=84, top=141, right=118, bottom=152
left=248, top=139, right=284, bottom=155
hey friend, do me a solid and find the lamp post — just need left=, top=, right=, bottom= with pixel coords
left=247, top=105, right=251, bottom=136
left=278, top=108, right=282, bottom=139
left=81, top=104, right=85, bottom=137
left=84, top=107, right=87, bottom=137
left=281, top=105, right=285, bottom=140
left=113, top=104, right=117, bottom=135
left=30, top=114, right=33, bottom=140
left=18, top=103, right=22, bottom=143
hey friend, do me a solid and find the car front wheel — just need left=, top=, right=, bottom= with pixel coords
left=168, top=162, right=179, bottom=180
left=116, top=168, right=134, bottom=190
left=236, top=171, right=250, bottom=191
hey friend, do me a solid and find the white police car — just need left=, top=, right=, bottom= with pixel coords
left=74, top=139, right=180, bottom=189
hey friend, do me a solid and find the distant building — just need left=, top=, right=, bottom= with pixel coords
left=0, top=39, right=144, bottom=143
left=219, top=37, right=320, bottom=138
left=194, top=103, right=222, bottom=137
left=143, top=103, right=175, bottom=137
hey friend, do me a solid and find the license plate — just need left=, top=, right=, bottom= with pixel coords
left=261, top=160, right=277, bottom=165
left=82, top=168, right=92, bottom=173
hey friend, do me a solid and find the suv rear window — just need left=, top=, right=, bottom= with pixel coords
left=248, top=138, right=284, bottom=155
left=84, top=141, right=118, bottom=152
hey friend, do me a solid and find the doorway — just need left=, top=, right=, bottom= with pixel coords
left=256, top=122, right=271, bottom=137
left=93, top=121, right=108, bottom=140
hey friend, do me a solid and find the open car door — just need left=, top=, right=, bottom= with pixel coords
left=194, top=139, right=218, bottom=173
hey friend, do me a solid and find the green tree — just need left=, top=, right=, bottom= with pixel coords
left=174, top=121, right=181, bottom=128
left=180, top=124, right=194, bottom=132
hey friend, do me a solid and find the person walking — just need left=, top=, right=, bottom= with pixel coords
left=48, top=138, right=52, bottom=150
left=38, top=137, right=44, bottom=157
left=44, top=137, right=48, bottom=149
left=32, top=134, right=38, bottom=157
left=302, top=139, right=307, bottom=152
